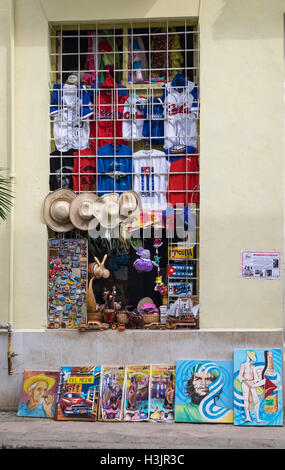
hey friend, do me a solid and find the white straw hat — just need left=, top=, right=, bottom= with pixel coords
left=120, top=214, right=141, bottom=233
left=119, top=190, right=141, bottom=221
left=43, top=189, right=76, bottom=232
left=93, top=193, right=120, bottom=229
left=70, top=193, right=100, bottom=231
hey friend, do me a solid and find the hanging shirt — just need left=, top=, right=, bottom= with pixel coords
left=72, top=155, right=97, bottom=192
left=128, top=36, right=149, bottom=84
left=97, top=143, right=132, bottom=195
left=163, top=76, right=199, bottom=151
left=50, top=83, right=93, bottom=152
left=49, top=150, right=75, bottom=191
left=167, top=151, right=199, bottom=206
left=122, top=96, right=146, bottom=141
left=82, top=31, right=100, bottom=87
left=133, top=149, right=170, bottom=211
left=90, top=75, right=128, bottom=151
left=142, top=97, right=164, bottom=145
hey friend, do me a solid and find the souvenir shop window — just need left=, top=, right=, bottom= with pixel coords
left=46, top=20, right=200, bottom=331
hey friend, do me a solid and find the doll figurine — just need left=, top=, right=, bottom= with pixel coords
left=133, top=247, right=155, bottom=273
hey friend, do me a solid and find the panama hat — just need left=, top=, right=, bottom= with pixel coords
left=70, top=193, right=100, bottom=231
left=93, top=193, right=120, bottom=229
left=43, top=189, right=76, bottom=232
left=119, top=190, right=141, bottom=221
left=23, top=373, right=56, bottom=394
left=120, top=213, right=141, bottom=234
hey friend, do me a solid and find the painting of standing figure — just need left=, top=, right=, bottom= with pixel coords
left=149, top=365, right=176, bottom=422
left=99, top=366, right=126, bottom=421
left=175, top=360, right=234, bottom=423
left=234, top=349, right=283, bottom=426
left=124, top=365, right=150, bottom=421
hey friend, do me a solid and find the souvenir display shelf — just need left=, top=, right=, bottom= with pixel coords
left=47, top=18, right=200, bottom=330
left=48, top=238, right=88, bottom=329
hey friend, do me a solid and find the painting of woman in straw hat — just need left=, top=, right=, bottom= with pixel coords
left=17, top=371, right=60, bottom=418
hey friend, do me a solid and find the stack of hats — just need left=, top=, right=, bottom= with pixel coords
left=43, top=189, right=141, bottom=233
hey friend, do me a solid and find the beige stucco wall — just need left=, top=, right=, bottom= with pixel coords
left=0, top=0, right=284, bottom=331
left=0, top=0, right=13, bottom=325
left=199, top=0, right=285, bottom=328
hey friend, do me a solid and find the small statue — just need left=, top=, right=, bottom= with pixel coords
left=103, top=286, right=117, bottom=323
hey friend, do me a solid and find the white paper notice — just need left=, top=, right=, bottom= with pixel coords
left=241, top=251, right=281, bottom=279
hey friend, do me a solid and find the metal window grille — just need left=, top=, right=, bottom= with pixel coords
left=48, top=19, right=200, bottom=328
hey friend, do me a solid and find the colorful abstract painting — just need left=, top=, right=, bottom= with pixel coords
left=99, top=365, right=126, bottom=421
left=175, top=360, right=234, bottom=423
left=124, top=365, right=150, bottom=421
left=234, top=349, right=283, bottom=426
left=54, top=366, right=101, bottom=421
left=17, top=370, right=60, bottom=418
left=149, top=365, right=176, bottom=422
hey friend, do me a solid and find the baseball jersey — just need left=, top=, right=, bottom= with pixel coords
left=97, top=143, right=133, bottom=195
left=133, top=149, right=170, bottom=210
left=122, top=96, right=146, bottom=141
left=163, top=77, right=199, bottom=151
left=50, top=83, right=93, bottom=152
left=142, top=97, right=164, bottom=145
left=90, top=75, right=128, bottom=151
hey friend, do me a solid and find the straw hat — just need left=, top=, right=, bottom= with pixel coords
left=119, top=190, right=141, bottom=221
left=43, top=189, right=76, bottom=232
left=70, top=193, right=100, bottom=231
left=93, top=193, right=120, bottom=229
left=120, top=214, right=141, bottom=233
left=23, top=373, right=56, bottom=394
left=137, top=297, right=154, bottom=311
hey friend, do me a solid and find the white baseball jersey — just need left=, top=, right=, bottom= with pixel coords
left=163, top=80, right=198, bottom=150
left=122, top=96, right=146, bottom=141
left=52, top=84, right=90, bottom=152
left=133, top=149, right=170, bottom=210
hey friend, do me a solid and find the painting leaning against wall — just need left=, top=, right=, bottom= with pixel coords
left=174, top=360, right=234, bottom=423
left=233, top=349, right=283, bottom=426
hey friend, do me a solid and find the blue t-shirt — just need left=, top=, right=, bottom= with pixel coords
left=97, top=144, right=133, bottom=195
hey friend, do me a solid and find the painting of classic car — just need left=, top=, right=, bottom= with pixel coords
left=59, top=392, right=93, bottom=416
left=54, top=366, right=101, bottom=421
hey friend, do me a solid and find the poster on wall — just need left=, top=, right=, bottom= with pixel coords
left=99, top=365, right=126, bottom=422
left=48, top=238, right=88, bottom=329
left=149, top=365, right=176, bottom=422
left=17, top=370, right=60, bottom=418
left=241, top=251, right=280, bottom=279
left=233, top=349, right=283, bottom=426
left=54, top=366, right=101, bottom=421
left=174, top=360, right=234, bottom=423
left=124, top=365, right=151, bottom=421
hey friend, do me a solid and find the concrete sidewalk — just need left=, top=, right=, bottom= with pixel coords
left=0, top=411, right=285, bottom=449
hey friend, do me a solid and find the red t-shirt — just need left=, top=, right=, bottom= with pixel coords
left=72, top=151, right=96, bottom=192
left=167, top=152, right=199, bottom=206
left=90, top=75, right=128, bottom=151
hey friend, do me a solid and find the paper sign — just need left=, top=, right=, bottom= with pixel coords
left=241, top=251, right=280, bottom=279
